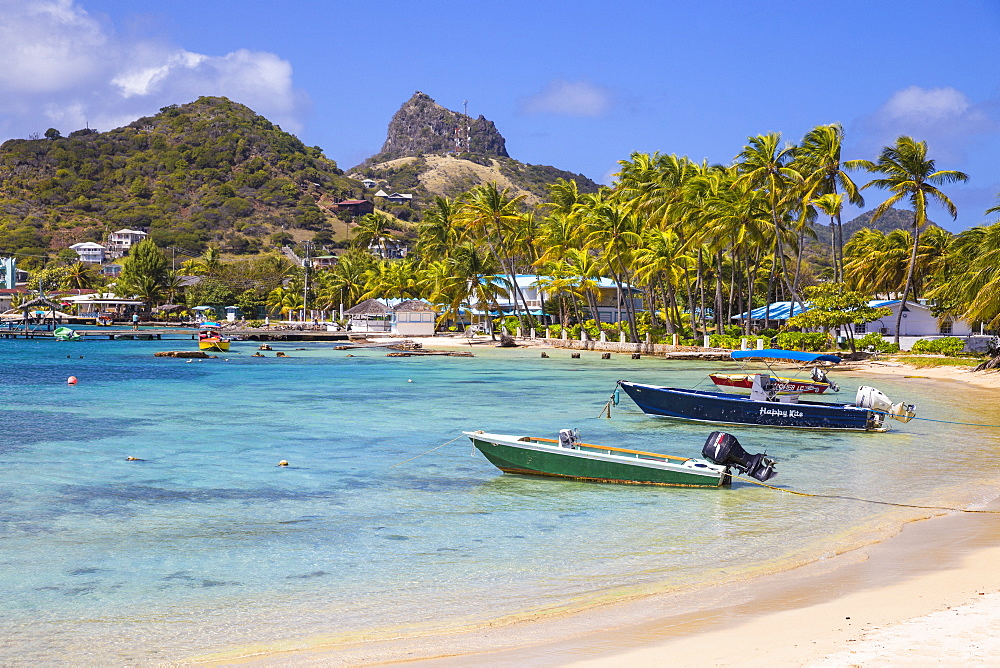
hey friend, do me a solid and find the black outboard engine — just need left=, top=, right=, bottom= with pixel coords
left=701, top=431, right=777, bottom=482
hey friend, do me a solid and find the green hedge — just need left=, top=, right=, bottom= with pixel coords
left=910, top=336, right=965, bottom=356
left=855, top=332, right=900, bottom=354
left=775, top=332, right=830, bottom=351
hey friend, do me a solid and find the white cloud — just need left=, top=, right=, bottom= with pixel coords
left=0, top=0, right=305, bottom=139
left=520, top=80, right=613, bottom=117
left=878, top=86, right=977, bottom=125
left=853, top=85, right=997, bottom=163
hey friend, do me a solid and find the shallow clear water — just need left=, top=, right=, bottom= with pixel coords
left=2, top=338, right=999, bottom=663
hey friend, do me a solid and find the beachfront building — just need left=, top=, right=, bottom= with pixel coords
left=0, top=287, right=29, bottom=313
left=344, top=298, right=392, bottom=333
left=69, top=242, right=107, bottom=263
left=734, top=300, right=975, bottom=338
left=106, top=229, right=148, bottom=258
left=61, top=292, right=146, bottom=319
left=468, top=274, right=643, bottom=324
left=392, top=300, right=436, bottom=336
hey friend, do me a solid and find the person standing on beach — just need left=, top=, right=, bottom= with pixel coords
left=132, top=313, right=139, bottom=331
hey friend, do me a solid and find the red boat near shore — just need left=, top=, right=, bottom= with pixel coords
left=709, top=372, right=833, bottom=394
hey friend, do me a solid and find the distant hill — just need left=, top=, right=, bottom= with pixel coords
left=839, top=207, right=939, bottom=237
left=0, top=96, right=361, bottom=261
left=350, top=92, right=600, bottom=206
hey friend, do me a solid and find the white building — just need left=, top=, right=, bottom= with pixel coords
left=106, top=229, right=148, bottom=258
left=69, top=242, right=106, bottom=263
left=469, top=274, right=642, bottom=323
left=392, top=300, right=436, bottom=336
left=735, top=300, right=975, bottom=338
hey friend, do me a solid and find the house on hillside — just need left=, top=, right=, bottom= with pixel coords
left=331, top=199, right=374, bottom=217
left=106, top=229, right=147, bottom=258
left=361, top=178, right=377, bottom=189
left=69, top=242, right=106, bottom=263
left=367, top=239, right=408, bottom=260
left=385, top=192, right=414, bottom=204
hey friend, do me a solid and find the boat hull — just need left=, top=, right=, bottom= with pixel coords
left=199, top=339, right=230, bottom=352
left=709, top=373, right=831, bottom=394
left=617, top=381, right=880, bottom=431
left=465, top=432, right=728, bottom=487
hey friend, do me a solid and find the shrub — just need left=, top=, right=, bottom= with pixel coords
left=910, top=337, right=965, bottom=356
left=855, top=332, right=899, bottom=354
left=775, top=331, right=830, bottom=351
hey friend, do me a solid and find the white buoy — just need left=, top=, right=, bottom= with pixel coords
left=407, top=379, right=413, bottom=383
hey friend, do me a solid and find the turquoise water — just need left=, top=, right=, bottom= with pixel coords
left=2, top=338, right=999, bottom=663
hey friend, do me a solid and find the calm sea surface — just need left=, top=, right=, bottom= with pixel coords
left=2, top=336, right=999, bottom=663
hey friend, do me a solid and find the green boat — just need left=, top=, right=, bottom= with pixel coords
left=463, top=430, right=777, bottom=488
left=53, top=326, right=81, bottom=341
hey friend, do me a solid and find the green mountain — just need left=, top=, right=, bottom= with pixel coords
left=0, top=96, right=360, bottom=263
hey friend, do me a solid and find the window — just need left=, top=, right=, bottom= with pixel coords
left=854, top=322, right=867, bottom=334
left=940, top=320, right=952, bottom=335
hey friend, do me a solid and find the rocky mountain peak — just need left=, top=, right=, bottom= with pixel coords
left=376, top=92, right=508, bottom=161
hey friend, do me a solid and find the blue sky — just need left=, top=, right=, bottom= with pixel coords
left=1, top=0, right=999, bottom=231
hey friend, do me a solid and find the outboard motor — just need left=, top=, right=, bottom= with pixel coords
left=855, top=386, right=916, bottom=423
left=558, top=428, right=579, bottom=448
left=701, top=431, right=777, bottom=482
left=811, top=366, right=839, bottom=392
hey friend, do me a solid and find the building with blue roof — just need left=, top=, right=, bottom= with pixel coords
left=733, top=299, right=974, bottom=338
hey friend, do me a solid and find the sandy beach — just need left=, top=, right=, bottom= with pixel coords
left=212, top=340, right=1000, bottom=667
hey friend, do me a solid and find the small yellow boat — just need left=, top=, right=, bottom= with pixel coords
left=198, top=322, right=230, bottom=352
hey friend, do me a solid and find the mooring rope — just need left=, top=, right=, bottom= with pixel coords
left=734, top=475, right=1000, bottom=514
left=388, top=435, right=465, bottom=469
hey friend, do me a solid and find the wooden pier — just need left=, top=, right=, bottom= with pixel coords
left=0, top=326, right=354, bottom=342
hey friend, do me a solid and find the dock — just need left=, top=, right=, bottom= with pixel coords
left=0, top=327, right=354, bottom=342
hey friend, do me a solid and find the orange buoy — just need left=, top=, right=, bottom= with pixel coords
left=67, top=376, right=78, bottom=385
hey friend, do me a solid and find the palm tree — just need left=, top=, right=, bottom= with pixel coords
left=457, top=183, right=529, bottom=320
left=927, top=221, right=1000, bottom=328
left=811, top=193, right=844, bottom=278
left=65, top=261, right=98, bottom=290
left=798, top=124, right=864, bottom=282
left=416, top=196, right=461, bottom=262
left=734, top=133, right=803, bottom=306
left=579, top=191, right=642, bottom=341
left=353, top=212, right=396, bottom=259
left=848, top=136, right=969, bottom=344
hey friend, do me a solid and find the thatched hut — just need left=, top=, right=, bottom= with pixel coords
left=344, top=299, right=391, bottom=333
left=392, top=300, right=436, bottom=336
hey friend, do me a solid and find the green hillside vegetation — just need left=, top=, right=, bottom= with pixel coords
left=0, top=96, right=360, bottom=266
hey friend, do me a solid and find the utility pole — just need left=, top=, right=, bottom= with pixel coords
left=302, top=241, right=312, bottom=322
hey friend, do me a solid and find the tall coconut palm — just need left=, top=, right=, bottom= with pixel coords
left=734, top=133, right=803, bottom=306
left=927, top=221, right=1000, bottom=328
left=798, top=124, right=864, bottom=281
left=353, top=212, right=397, bottom=259
left=457, top=183, right=529, bottom=319
left=579, top=191, right=642, bottom=341
left=811, top=193, right=844, bottom=279
left=848, top=136, right=969, bottom=344
left=415, top=196, right=461, bottom=263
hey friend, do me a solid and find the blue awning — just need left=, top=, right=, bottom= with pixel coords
left=731, top=349, right=841, bottom=364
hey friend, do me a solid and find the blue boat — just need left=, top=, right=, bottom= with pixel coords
left=616, top=374, right=916, bottom=432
